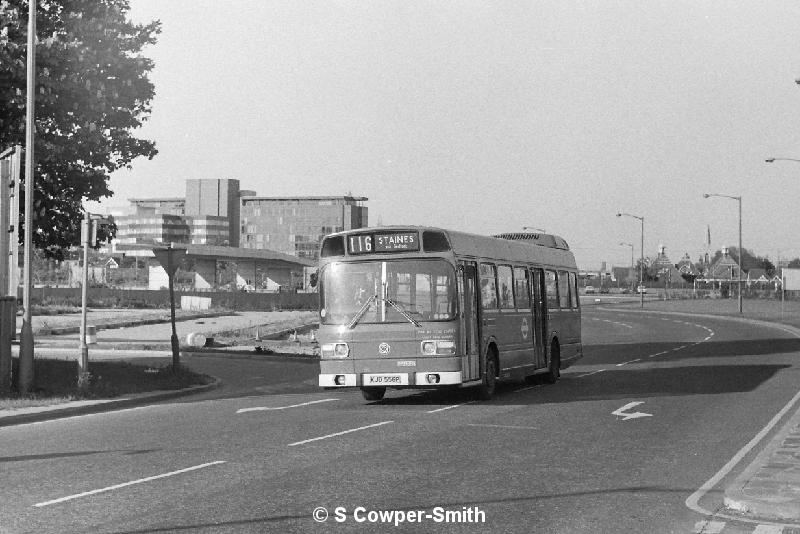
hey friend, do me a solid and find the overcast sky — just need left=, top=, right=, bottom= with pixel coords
left=94, top=1, right=800, bottom=269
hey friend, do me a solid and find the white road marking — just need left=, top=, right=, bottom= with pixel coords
left=693, top=520, right=725, bottom=533
left=288, top=421, right=393, bottom=446
left=685, top=387, right=800, bottom=523
left=236, top=398, right=338, bottom=413
left=576, top=369, right=606, bottom=378
left=33, top=461, right=226, bottom=507
left=753, top=525, right=784, bottom=534
left=467, top=424, right=538, bottom=430
left=427, top=402, right=473, bottom=413
left=612, top=401, right=652, bottom=421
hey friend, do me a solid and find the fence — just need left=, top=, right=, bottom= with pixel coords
left=30, top=287, right=318, bottom=311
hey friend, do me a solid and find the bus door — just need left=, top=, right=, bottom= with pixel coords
left=458, top=261, right=481, bottom=381
left=531, top=268, right=547, bottom=368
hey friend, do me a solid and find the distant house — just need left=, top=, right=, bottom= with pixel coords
left=703, top=247, right=741, bottom=281
left=745, top=268, right=767, bottom=287
left=652, top=245, right=684, bottom=286
left=676, top=252, right=700, bottom=280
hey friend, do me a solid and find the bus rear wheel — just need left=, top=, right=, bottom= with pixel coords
left=544, top=342, right=561, bottom=384
left=477, top=351, right=497, bottom=400
left=361, top=386, right=386, bottom=401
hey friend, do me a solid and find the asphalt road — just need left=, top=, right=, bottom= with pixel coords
left=2, top=307, right=800, bottom=533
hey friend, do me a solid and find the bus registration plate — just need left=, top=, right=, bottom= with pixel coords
left=363, top=373, right=408, bottom=385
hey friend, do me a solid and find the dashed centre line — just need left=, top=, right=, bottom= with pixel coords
left=34, top=461, right=227, bottom=507
left=579, top=314, right=716, bottom=376
left=288, top=421, right=394, bottom=447
left=237, top=398, right=338, bottom=413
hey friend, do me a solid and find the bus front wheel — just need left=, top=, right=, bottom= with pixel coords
left=361, top=386, right=386, bottom=401
left=477, top=350, right=497, bottom=400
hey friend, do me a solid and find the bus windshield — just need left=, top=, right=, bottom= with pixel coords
left=320, top=259, right=457, bottom=325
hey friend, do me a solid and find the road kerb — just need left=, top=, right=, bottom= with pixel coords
left=0, top=378, right=221, bottom=427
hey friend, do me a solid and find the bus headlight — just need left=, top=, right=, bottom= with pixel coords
left=322, top=342, right=350, bottom=358
left=420, top=340, right=456, bottom=355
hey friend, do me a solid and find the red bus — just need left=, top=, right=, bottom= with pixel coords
left=316, top=227, right=582, bottom=400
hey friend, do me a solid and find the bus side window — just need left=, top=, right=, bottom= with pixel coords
left=558, top=270, right=570, bottom=309
left=545, top=270, right=559, bottom=310
left=479, top=263, right=498, bottom=309
left=569, top=272, right=579, bottom=309
left=513, top=267, right=530, bottom=309
left=497, top=265, right=515, bottom=309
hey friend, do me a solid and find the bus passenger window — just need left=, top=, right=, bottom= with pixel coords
left=569, top=272, right=579, bottom=308
left=497, top=265, right=515, bottom=309
left=545, top=270, right=559, bottom=310
left=513, top=267, right=530, bottom=309
left=480, top=264, right=498, bottom=309
left=558, top=271, right=570, bottom=309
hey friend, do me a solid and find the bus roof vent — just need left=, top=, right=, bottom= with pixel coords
left=493, top=232, right=570, bottom=250
left=423, top=230, right=451, bottom=252
left=320, top=235, right=345, bottom=257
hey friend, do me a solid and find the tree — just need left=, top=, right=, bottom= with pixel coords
left=709, top=246, right=776, bottom=275
left=0, top=0, right=160, bottom=258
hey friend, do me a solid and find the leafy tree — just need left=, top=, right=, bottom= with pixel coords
left=708, top=246, right=775, bottom=275
left=0, top=0, right=160, bottom=258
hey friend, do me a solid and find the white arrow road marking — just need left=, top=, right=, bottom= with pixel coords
left=612, top=401, right=653, bottom=421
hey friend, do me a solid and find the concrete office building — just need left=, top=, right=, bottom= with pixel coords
left=240, top=195, right=368, bottom=259
left=114, top=181, right=367, bottom=290
left=185, top=179, right=240, bottom=247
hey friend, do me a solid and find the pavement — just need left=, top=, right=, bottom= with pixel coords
left=1, top=309, right=319, bottom=427
left=3, top=305, right=800, bottom=524
left=723, top=393, right=800, bottom=522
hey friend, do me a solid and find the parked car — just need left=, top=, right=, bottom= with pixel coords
left=599, top=287, right=610, bottom=294
left=584, top=285, right=596, bottom=294
left=636, top=285, right=647, bottom=294
left=620, top=288, right=631, bottom=294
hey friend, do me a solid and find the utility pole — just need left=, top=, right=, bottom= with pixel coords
left=19, top=0, right=37, bottom=393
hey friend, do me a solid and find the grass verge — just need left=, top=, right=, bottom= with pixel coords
left=1, top=358, right=212, bottom=410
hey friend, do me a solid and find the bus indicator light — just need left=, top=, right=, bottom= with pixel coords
left=421, top=340, right=456, bottom=355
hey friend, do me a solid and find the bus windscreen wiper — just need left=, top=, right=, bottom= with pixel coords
left=383, top=298, right=421, bottom=328
left=346, top=294, right=377, bottom=329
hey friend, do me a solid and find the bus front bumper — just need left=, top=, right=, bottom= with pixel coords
left=319, top=371, right=462, bottom=388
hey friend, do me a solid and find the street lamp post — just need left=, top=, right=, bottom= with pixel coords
left=617, top=213, right=644, bottom=308
left=703, top=193, right=743, bottom=314
left=620, top=242, right=634, bottom=290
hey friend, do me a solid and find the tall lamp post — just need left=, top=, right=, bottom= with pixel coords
left=620, top=242, right=634, bottom=290
left=617, top=213, right=644, bottom=308
left=703, top=193, right=742, bottom=314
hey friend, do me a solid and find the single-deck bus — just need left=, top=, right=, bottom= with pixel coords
left=316, top=226, right=582, bottom=400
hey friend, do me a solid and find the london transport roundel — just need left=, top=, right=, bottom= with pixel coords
left=379, top=342, right=391, bottom=355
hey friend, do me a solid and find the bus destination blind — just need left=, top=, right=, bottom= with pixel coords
left=348, top=232, right=419, bottom=254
